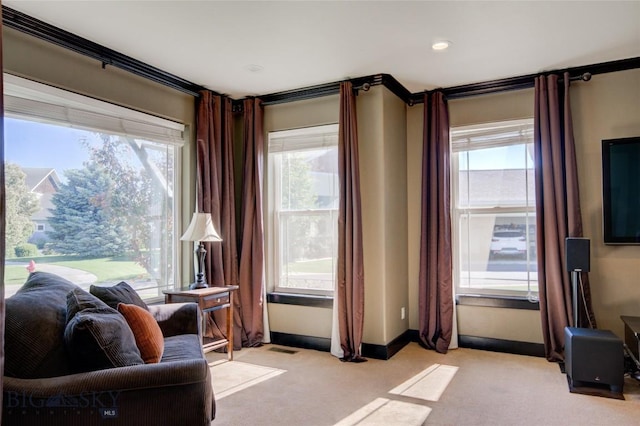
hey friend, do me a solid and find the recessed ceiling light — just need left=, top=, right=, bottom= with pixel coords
left=244, top=64, right=264, bottom=73
left=432, top=41, right=451, bottom=51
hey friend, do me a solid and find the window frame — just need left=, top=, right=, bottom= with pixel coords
left=267, top=124, right=339, bottom=297
left=3, top=74, right=184, bottom=303
left=451, top=118, right=538, bottom=299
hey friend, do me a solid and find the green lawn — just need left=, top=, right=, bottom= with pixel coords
left=483, top=285, right=539, bottom=292
left=286, top=258, right=334, bottom=273
left=4, top=266, right=31, bottom=285
left=4, top=256, right=150, bottom=286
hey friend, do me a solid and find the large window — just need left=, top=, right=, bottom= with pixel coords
left=267, top=124, right=339, bottom=296
left=451, top=119, right=538, bottom=299
left=3, top=75, right=183, bottom=301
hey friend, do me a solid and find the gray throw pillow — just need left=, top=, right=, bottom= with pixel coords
left=64, top=287, right=144, bottom=373
left=90, top=281, right=149, bottom=310
left=5, top=272, right=77, bottom=378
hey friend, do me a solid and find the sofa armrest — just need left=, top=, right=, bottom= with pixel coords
left=148, top=302, right=201, bottom=338
left=3, top=359, right=214, bottom=425
left=3, top=359, right=207, bottom=395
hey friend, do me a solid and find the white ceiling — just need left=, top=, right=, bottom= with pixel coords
left=5, top=1, right=640, bottom=99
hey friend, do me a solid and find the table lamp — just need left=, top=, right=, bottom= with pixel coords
left=181, top=212, right=222, bottom=289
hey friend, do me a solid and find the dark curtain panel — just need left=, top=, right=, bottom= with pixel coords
left=418, top=91, right=454, bottom=354
left=195, top=91, right=241, bottom=348
left=238, top=98, right=265, bottom=347
left=1, top=2, right=5, bottom=413
left=534, top=73, right=596, bottom=362
left=336, top=82, right=365, bottom=362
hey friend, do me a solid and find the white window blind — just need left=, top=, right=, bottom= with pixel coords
left=3, top=74, right=185, bottom=145
left=268, top=123, right=339, bottom=153
left=451, top=119, right=533, bottom=153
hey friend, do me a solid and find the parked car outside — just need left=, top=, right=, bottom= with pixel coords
left=490, top=230, right=527, bottom=258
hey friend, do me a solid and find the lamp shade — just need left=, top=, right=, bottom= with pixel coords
left=180, top=213, right=222, bottom=242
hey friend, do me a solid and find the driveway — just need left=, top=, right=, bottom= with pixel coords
left=34, top=263, right=98, bottom=285
left=5, top=262, right=98, bottom=298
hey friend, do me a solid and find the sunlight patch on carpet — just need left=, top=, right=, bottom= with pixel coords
left=334, top=398, right=431, bottom=426
left=210, top=360, right=286, bottom=399
left=389, top=363, right=458, bottom=402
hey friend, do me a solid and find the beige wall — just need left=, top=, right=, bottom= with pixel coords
left=3, top=29, right=194, bottom=124
left=357, top=88, right=386, bottom=343
left=407, top=70, right=640, bottom=344
left=406, top=103, right=423, bottom=331
left=571, top=69, right=640, bottom=337
left=3, top=27, right=198, bottom=286
left=357, top=86, right=409, bottom=344
left=381, top=89, right=409, bottom=342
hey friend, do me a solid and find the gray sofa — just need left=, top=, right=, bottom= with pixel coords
left=3, top=272, right=215, bottom=425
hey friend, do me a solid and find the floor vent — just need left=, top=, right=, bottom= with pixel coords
left=269, top=347, right=298, bottom=355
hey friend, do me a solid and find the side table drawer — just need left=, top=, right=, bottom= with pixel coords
left=164, top=286, right=238, bottom=360
left=201, top=293, right=230, bottom=310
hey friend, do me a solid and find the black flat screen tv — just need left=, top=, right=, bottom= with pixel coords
left=602, top=136, right=640, bottom=244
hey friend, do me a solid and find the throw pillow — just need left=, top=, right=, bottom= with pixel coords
left=64, top=287, right=144, bottom=372
left=117, top=303, right=165, bottom=363
left=90, top=281, right=149, bottom=310
left=5, top=271, right=78, bottom=378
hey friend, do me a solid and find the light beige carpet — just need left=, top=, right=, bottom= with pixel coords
left=389, top=363, right=458, bottom=401
left=209, top=359, right=286, bottom=399
left=334, top=398, right=431, bottom=426
left=207, top=343, right=640, bottom=426
left=335, top=363, right=456, bottom=425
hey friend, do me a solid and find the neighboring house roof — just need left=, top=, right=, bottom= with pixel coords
left=21, top=167, right=61, bottom=222
left=22, top=167, right=61, bottom=193
left=457, top=169, right=536, bottom=207
left=31, top=193, right=56, bottom=221
left=310, top=149, right=338, bottom=174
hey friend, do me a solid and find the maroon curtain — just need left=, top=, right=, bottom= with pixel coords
left=336, top=82, right=366, bottom=362
left=534, top=73, right=596, bottom=362
left=418, top=91, right=454, bottom=354
left=195, top=91, right=240, bottom=348
left=238, top=98, right=265, bottom=347
left=1, top=2, right=6, bottom=413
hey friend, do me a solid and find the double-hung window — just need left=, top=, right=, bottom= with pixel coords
left=3, top=74, right=182, bottom=301
left=451, top=119, right=538, bottom=299
left=267, top=124, right=339, bottom=296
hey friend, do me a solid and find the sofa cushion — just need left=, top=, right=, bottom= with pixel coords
left=64, top=288, right=144, bottom=372
left=161, top=334, right=205, bottom=362
left=5, top=271, right=77, bottom=378
left=117, top=303, right=165, bottom=363
left=90, top=281, right=148, bottom=310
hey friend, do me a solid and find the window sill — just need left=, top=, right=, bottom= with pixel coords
left=267, top=292, right=333, bottom=309
left=456, top=294, right=539, bottom=311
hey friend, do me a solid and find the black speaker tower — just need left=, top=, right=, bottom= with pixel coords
left=563, top=237, right=624, bottom=397
left=565, top=237, right=590, bottom=327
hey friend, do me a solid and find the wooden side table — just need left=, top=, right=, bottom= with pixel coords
left=621, top=315, right=640, bottom=360
left=164, top=285, right=239, bottom=360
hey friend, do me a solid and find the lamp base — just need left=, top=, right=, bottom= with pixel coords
left=189, top=281, right=209, bottom=290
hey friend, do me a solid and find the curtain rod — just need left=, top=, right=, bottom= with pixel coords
left=409, top=57, right=640, bottom=104
left=2, top=5, right=207, bottom=98
left=233, top=74, right=411, bottom=110
left=241, top=56, right=638, bottom=108
left=261, top=74, right=387, bottom=105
